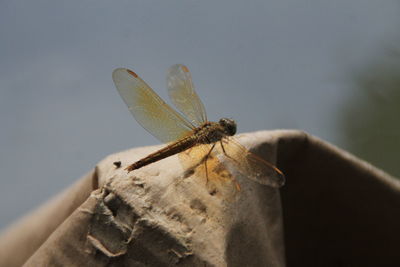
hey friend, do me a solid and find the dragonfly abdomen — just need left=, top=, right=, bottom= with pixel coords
left=125, top=135, right=198, bottom=172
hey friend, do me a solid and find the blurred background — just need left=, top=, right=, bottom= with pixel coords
left=1, top=0, right=399, bottom=229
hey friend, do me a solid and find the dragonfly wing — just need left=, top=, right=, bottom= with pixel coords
left=113, top=68, right=194, bottom=143
left=220, top=137, right=285, bottom=188
left=178, top=143, right=240, bottom=200
left=166, top=64, right=208, bottom=126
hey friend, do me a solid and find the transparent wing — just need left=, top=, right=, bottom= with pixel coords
left=220, top=137, right=285, bottom=188
left=166, top=64, right=207, bottom=126
left=178, top=143, right=240, bottom=200
left=113, top=68, right=195, bottom=143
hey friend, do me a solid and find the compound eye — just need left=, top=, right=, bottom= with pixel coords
left=219, top=118, right=236, bottom=136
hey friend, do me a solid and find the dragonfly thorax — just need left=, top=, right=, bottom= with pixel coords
left=194, top=118, right=236, bottom=144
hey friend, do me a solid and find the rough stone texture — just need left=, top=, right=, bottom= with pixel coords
left=86, top=131, right=285, bottom=266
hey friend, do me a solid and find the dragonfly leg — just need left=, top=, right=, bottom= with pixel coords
left=203, top=143, right=216, bottom=185
left=220, top=139, right=243, bottom=164
left=220, top=140, right=241, bottom=191
left=220, top=140, right=226, bottom=154
left=220, top=140, right=236, bottom=161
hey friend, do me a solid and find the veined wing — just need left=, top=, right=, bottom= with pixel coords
left=179, top=143, right=240, bottom=200
left=166, top=64, right=207, bottom=126
left=113, top=68, right=195, bottom=143
left=220, top=137, right=285, bottom=188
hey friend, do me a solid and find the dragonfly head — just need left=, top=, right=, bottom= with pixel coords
left=219, top=118, right=237, bottom=136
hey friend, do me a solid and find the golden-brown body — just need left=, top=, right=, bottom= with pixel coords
left=126, top=119, right=236, bottom=172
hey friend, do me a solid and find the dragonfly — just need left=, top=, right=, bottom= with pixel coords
left=112, top=64, right=284, bottom=194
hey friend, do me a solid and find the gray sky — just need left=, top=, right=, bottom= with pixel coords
left=1, top=0, right=399, bottom=228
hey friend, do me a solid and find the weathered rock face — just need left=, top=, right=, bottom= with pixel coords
left=10, top=129, right=398, bottom=267
left=90, top=131, right=285, bottom=266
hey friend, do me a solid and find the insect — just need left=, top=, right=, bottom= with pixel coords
left=112, top=64, right=284, bottom=193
